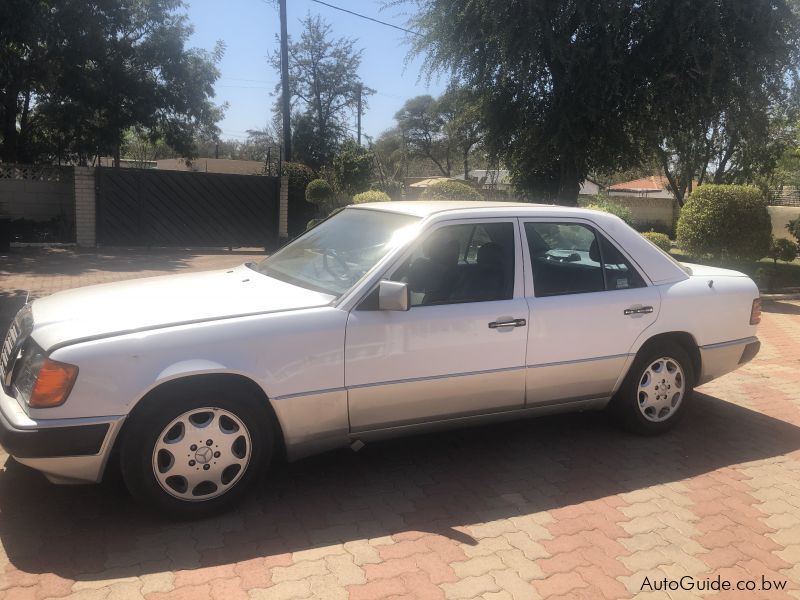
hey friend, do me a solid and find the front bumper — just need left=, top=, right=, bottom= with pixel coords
left=0, top=385, right=124, bottom=484
left=698, top=336, right=760, bottom=385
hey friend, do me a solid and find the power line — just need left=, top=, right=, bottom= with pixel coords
left=309, top=0, right=421, bottom=36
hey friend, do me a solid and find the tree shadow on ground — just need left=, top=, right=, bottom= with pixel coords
left=762, top=299, right=800, bottom=315
left=0, top=392, right=797, bottom=580
left=0, top=247, right=265, bottom=278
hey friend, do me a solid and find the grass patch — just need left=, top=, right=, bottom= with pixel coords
left=670, top=248, right=800, bottom=292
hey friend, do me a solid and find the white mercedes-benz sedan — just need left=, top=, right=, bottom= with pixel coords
left=0, top=201, right=761, bottom=515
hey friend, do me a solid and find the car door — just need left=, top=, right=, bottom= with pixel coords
left=521, top=219, right=660, bottom=405
left=345, top=218, right=529, bottom=431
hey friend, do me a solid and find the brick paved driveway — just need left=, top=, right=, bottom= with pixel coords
left=0, top=248, right=799, bottom=600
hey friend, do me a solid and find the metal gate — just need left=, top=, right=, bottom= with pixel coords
left=96, top=168, right=280, bottom=246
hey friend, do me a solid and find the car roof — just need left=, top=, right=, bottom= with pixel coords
left=350, top=200, right=564, bottom=218
left=348, top=200, right=689, bottom=285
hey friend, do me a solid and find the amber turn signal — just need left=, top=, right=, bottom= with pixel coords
left=749, top=298, right=761, bottom=326
left=29, top=359, right=79, bottom=408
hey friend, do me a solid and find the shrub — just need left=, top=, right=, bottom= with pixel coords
left=421, top=179, right=483, bottom=201
left=787, top=217, right=800, bottom=245
left=641, top=231, right=672, bottom=253
left=372, top=180, right=403, bottom=200
left=333, top=140, right=373, bottom=196
left=281, top=162, right=317, bottom=235
left=352, top=190, right=390, bottom=204
left=306, top=179, right=334, bottom=205
left=583, top=197, right=634, bottom=226
left=306, top=218, right=324, bottom=231
left=770, top=237, right=798, bottom=264
left=676, top=184, right=772, bottom=262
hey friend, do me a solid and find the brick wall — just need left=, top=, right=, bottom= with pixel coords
left=74, top=166, right=96, bottom=247
left=279, top=175, right=289, bottom=238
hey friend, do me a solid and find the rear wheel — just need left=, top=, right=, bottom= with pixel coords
left=121, top=386, right=271, bottom=517
left=612, top=341, right=694, bottom=435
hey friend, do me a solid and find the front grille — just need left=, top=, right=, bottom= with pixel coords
left=1, top=305, right=33, bottom=390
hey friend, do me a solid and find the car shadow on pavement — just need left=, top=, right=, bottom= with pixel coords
left=0, top=391, right=798, bottom=581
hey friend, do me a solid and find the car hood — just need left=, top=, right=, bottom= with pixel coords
left=30, top=264, right=335, bottom=350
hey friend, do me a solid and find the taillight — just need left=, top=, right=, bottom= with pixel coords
left=749, top=298, right=761, bottom=325
left=28, top=358, right=78, bottom=408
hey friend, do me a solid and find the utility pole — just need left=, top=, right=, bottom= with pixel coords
left=356, top=83, right=362, bottom=145
left=279, top=0, right=292, bottom=162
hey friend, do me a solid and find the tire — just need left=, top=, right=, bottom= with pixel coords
left=120, top=383, right=272, bottom=518
left=611, top=341, right=695, bottom=435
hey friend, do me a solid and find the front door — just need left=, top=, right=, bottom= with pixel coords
left=345, top=218, right=529, bottom=431
left=521, top=219, right=661, bottom=405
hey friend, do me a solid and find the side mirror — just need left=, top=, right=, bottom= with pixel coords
left=378, top=280, right=409, bottom=311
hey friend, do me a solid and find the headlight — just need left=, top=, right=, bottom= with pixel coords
left=14, top=342, right=78, bottom=408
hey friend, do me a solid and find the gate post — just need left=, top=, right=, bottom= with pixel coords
left=74, top=166, right=96, bottom=247
left=279, top=175, right=289, bottom=239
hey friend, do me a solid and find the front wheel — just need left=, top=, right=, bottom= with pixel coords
left=121, top=387, right=271, bottom=517
left=611, top=341, right=695, bottom=435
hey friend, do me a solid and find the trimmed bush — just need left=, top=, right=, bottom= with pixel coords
left=282, top=162, right=317, bottom=236
left=421, top=179, right=483, bottom=201
left=352, top=190, right=390, bottom=204
left=641, top=231, right=672, bottom=253
left=583, top=197, right=634, bottom=226
left=770, top=237, right=798, bottom=264
left=676, top=184, right=772, bottom=262
left=787, top=217, right=800, bottom=245
left=306, top=179, right=334, bottom=205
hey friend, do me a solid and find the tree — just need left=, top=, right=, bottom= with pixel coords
left=0, top=0, right=225, bottom=165
left=272, top=14, right=372, bottom=168
left=643, top=1, right=800, bottom=205
left=437, top=86, right=483, bottom=179
left=406, top=0, right=800, bottom=205
left=333, top=139, right=373, bottom=196
left=394, top=95, right=452, bottom=176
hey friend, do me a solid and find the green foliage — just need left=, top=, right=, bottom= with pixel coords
left=271, top=14, right=373, bottom=168
left=333, top=140, right=373, bottom=196
left=306, top=179, right=334, bottom=205
left=409, top=0, right=800, bottom=204
left=676, top=185, right=772, bottom=262
left=641, top=231, right=672, bottom=253
left=352, top=190, right=390, bottom=204
left=306, top=218, right=324, bottom=231
left=770, top=237, right=799, bottom=264
left=787, top=218, right=800, bottom=244
left=582, top=197, right=634, bottom=226
left=420, top=179, right=483, bottom=201
left=0, top=0, right=225, bottom=164
left=371, top=180, right=403, bottom=200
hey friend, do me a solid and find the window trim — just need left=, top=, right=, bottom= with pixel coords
left=520, top=217, right=651, bottom=299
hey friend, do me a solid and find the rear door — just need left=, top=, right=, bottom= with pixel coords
left=521, top=219, right=660, bottom=405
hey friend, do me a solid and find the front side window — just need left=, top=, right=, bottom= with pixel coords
left=392, top=222, right=516, bottom=306
left=525, top=222, right=644, bottom=297
left=254, top=208, right=420, bottom=297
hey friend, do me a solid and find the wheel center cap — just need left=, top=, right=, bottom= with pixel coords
left=195, top=446, right=213, bottom=464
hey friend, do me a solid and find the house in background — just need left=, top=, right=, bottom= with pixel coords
left=603, top=175, right=683, bottom=234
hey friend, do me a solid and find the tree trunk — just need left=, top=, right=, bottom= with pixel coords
left=556, top=160, right=579, bottom=206
left=1, top=85, right=20, bottom=163
left=463, top=147, right=469, bottom=182
left=113, top=143, right=121, bottom=168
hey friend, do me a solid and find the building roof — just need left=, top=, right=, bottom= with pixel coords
left=156, top=158, right=266, bottom=175
left=608, top=175, right=671, bottom=193
left=407, top=176, right=450, bottom=188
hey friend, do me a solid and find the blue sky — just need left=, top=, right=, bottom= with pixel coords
left=185, top=0, right=447, bottom=143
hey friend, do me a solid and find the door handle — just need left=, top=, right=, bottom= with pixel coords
left=624, top=306, right=654, bottom=316
left=488, top=318, right=527, bottom=329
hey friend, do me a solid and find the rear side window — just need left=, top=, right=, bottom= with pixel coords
left=525, top=222, right=645, bottom=297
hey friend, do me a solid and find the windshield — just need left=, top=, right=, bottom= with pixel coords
left=254, top=208, right=421, bottom=296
